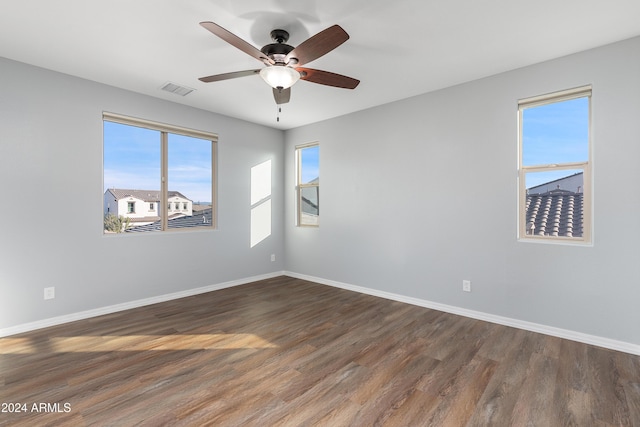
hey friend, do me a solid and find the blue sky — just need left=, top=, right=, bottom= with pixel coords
left=522, top=96, right=589, bottom=188
left=103, top=122, right=212, bottom=203
left=300, top=145, right=319, bottom=184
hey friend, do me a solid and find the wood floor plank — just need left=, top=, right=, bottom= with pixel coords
left=550, top=339, right=593, bottom=426
left=588, top=345, right=634, bottom=426
left=425, top=356, right=498, bottom=427
left=509, top=352, right=560, bottom=426
left=1, top=276, right=639, bottom=426
left=269, top=362, right=370, bottom=426
left=348, top=351, right=438, bottom=426
left=476, top=323, right=521, bottom=362
left=380, top=388, right=439, bottom=427
left=615, top=350, right=640, bottom=427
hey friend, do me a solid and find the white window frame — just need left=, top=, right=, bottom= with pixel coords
left=295, top=142, right=320, bottom=227
left=517, top=85, right=592, bottom=244
left=103, top=112, right=217, bottom=233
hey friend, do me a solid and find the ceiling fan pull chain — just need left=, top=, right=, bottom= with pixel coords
left=277, top=106, right=281, bottom=122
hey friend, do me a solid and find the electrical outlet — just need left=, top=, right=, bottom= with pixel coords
left=44, top=287, right=55, bottom=300
left=462, top=280, right=471, bottom=292
left=271, top=254, right=276, bottom=262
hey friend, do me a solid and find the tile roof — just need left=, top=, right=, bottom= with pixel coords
left=125, top=208, right=213, bottom=232
left=527, top=172, right=583, bottom=195
left=525, top=189, right=583, bottom=237
left=105, top=189, right=190, bottom=201
left=192, top=204, right=212, bottom=213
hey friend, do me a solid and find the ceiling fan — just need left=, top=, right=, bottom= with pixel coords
left=198, top=21, right=360, bottom=105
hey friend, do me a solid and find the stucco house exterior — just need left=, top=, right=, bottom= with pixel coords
left=104, top=189, right=192, bottom=227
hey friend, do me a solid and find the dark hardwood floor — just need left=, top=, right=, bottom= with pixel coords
left=1, top=276, right=639, bottom=426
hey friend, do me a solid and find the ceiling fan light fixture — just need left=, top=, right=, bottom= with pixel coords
left=260, top=65, right=300, bottom=89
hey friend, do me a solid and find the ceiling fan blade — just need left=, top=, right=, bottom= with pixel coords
left=199, top=69, right=261, bottom=83
left=200, top=21, right=274, bottom=65
left=297, top=68, right=360, bottom=89
left=285, top=25, right=349, bottom=66
left=273, top=87, right=291, bottom=104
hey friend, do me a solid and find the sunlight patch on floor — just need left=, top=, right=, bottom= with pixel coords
left=0, top=334, right=278, bottom=354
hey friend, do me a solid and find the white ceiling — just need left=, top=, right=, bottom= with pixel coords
left=1, top=0, right=639, bottom=130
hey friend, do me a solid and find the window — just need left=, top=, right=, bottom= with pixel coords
left=296, top=143, right=319, bottom=226
left=103, top=113, right=216, bottom=234
left=518, top=86, right=591, bottom=243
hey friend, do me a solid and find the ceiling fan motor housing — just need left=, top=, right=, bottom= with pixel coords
left=270, top=29, right=289, bottom=43
left=261, top=29, right=295, bottom=63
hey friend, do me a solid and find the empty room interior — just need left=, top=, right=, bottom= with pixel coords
left=1, top=1, right=640, bottom=425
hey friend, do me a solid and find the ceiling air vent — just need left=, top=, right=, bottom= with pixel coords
left=160, top=82, right=195, bottom=96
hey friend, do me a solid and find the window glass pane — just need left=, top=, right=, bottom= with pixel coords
left=297, top=144, right=319, bottom=227
left=300, top=187, right=319, bottom=226
left=524, top=170, right=584, bottom=238
left=522, top=97, right=589, bottom=166
left=103, top=122, right=161, bottom=233
left=167, top=133, right=213, bottom=229
left=300, top=145, right=319, bottom=185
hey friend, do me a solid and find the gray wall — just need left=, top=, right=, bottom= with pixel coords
left=0, top=57, right=285, bottom=330
left=284, top=36, right=640, bottom=345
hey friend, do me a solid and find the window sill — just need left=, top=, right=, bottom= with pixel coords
left=517, top=236, right=593, bottom=247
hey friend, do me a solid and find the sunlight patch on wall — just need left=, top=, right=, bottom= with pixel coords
left=251, top=159, right=272, bottom=205
left=251, top=199, right=272, bottom=248
left=250, top=159, right=272, bottom=248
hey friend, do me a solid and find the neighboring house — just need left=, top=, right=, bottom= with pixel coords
left=301, top=177, right=319, bottom=220
left=104, top=189, right=193, bottom=226
left=525, top=173, right=584, bottom=238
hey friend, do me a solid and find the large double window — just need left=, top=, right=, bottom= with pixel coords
left=296, top=143, right=319, bottom=227
left=103, top=113, right=216, bottom=234
left=518, top=86, right=591, bottom=243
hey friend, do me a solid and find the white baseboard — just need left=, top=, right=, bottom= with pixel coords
left=0, top=271, right=285, bottom=338
left=284, top=271, right=640, bottom=356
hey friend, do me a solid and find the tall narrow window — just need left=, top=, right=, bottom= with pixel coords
left=103, top=113, right=216, bottom=234
left=296, top=143, right=319, bottom=227
left=518, top=86, right=591, bottom=243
